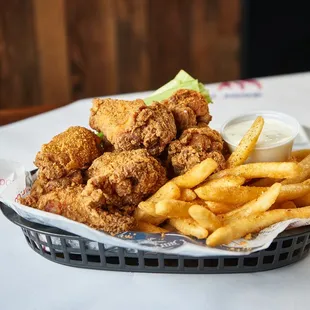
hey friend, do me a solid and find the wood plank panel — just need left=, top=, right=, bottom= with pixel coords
left=216, top=0, right=240, bottom=81
left=190, top=0, right=241, bottom=83
left=65, top=0, right=118, bottom=100
left=32, top=0, right=70, bottom=106
left=115, top=0, right=150, bottom=93
left=148, top=0, right=192, bottom=88
left=0, top=0, right=40, bottom=109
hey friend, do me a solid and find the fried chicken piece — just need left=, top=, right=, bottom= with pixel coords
left=26, top=171, right=84, bottom=202
left=168, top=126, right=226, bottom=175
left=89, top=98, right=176, bottom=156
left=84, top=149, right=167, bottom=207
left=20, top=186, right=135, bottom=235
left=162, top=89, right=212, bottom=131
left=35, top=126, right=103, bottom=180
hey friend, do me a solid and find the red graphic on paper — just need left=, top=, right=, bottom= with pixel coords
left=218, top=79, right=262, bottom=90
left=0, top=178, right=12, bottom=186
left=15, top=188, right=30, bottom=202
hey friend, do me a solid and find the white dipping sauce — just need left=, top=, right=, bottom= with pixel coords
left=224, top=119, right=293, bottom=148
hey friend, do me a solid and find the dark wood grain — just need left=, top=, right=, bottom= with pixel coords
left=65, top=0, right=118, bottom=100
left=116, top=0, right=150, bottom=93
left=33, top=0, right=70, bottom=106
left=148, top=0, right=192, bottom=88
left=0, top=0, right=40, bottom=109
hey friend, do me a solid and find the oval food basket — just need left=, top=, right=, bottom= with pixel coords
left=2, top=203, right=310, bottom=274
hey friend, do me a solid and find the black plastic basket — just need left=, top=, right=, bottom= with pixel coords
left=2, top=202, right=310, bottom=274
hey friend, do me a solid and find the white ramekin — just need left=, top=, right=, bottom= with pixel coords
left=221, top=111, right=300, bottom=163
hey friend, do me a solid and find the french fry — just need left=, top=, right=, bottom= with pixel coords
left=205, top=201, right=240, bottom=215
left=207, top=206, right=310, bottom=247
left=155, top=200, right=193, bottom=218
left=134, top=207, right=166, bottom=225
left=291, top=149, right=310, bottom=162
left=226, top=116, right=264, bottom=168
left=294, top=193, right=310, bottom=207
left=195, top=185, right=265, bottom=205
left=188, top=205, right=222, bottom=232
left=169, top=218, right=209, bottom=239
left=209, top=162, right=301, bottom=180
left=179, top=188, right=197, bottom=201
left=196, top=181, right=310, bottom=205
left=172, top=158, right=218, bottom=188
left=201, top=176, right=246, bottom=188
left=137, top=181, right=181, bottom=222
left=135, top=221, right=168, bottom=234
left=139, top=201, right=158, bottom=217
left=277, top=180, right=310, bottom=202
left=221, top=183, right=281, bottom=224
left=147, top=181, right=181, bottom=202
left=282, top=154, right=310, bottom=185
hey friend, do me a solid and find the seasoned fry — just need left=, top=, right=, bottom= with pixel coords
left=135, top=221, right=168, bottom=234
left=138, top=181, right=181, bottom=221
left=172, top=158, right=218, bottom=188
left=179, top=188, right=197, bottom=201
left=277, top=180, right=310, bottom=202
left=189, top=205, right=222, bottom=232
left=291, top=149, right=310, bottom=162
left=205, top=201, right=240, bottom=215
left=195, top=185, right=265, bottom=205
left=138, top=201, right=158, bottom=217
left=155, top=199, right=193, bottom=218
left=222, top=183, right=281, bottom=224
left=134, top=207, right=166, bottom=225
left=209, top=162, right=301, bottom=180
left=207, top=207, right=310, bottom=247
left=282, top=154, right=310, bottom=185
left=294, top=192, right=310, bottom=207
left=226, top=116, right=264, bottom=168
left=196, top=181, right=310, bottom=205
left=169, top=218, right=209, bottom=239
left=147, top=181, right=181, bottom=203
left=201, top=176, right=246, bottom=188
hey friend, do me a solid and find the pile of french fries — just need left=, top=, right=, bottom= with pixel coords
left=134, top=116, right=310, bottom=247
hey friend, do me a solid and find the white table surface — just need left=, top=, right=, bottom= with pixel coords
left=1, top=73, right=310, bottom=310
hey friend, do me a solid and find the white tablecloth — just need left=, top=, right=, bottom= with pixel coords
left=1, top=73, right=310, bottom=310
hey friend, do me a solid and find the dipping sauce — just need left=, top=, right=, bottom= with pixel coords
left=221, top=111, right=300, bottom=163
left=224, top=119, right=293, bottom=148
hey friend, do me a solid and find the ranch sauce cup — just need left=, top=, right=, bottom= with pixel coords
left=221, top=111, right=300, bottom=163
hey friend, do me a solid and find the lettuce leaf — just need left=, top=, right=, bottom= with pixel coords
left=144, top=70, right=212, bottom=105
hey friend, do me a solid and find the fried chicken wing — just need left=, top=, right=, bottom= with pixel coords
left=162, top=89, right=212, bottom=131
left=89, top=98, right=176, bottom=156
left=83, top=149, right=167, bottom=207
left=35, top=126, right=103, bottom=180
left=168, top=126, right=226, bottom=175
left=21, top=186, right=135, bottom=235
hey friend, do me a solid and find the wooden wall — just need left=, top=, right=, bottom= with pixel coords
left=0, top=0, right=241, bottom=109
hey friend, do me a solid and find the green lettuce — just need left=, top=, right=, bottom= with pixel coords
left=144, top=70, right=212, bottom=105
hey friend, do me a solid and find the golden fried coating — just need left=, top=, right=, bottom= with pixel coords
left=35, top=126, right=103, bottom=180
left=26, top=171, right=84, bottom=201
left=21, top=186, right=135, bottom=235
left=89, top=98, right=176, bottom=156
left=84, top=149, right=167, bottom=207
left=162, top=89, right=212, bottom=131
left=168, top=126, right=226, bottom=175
